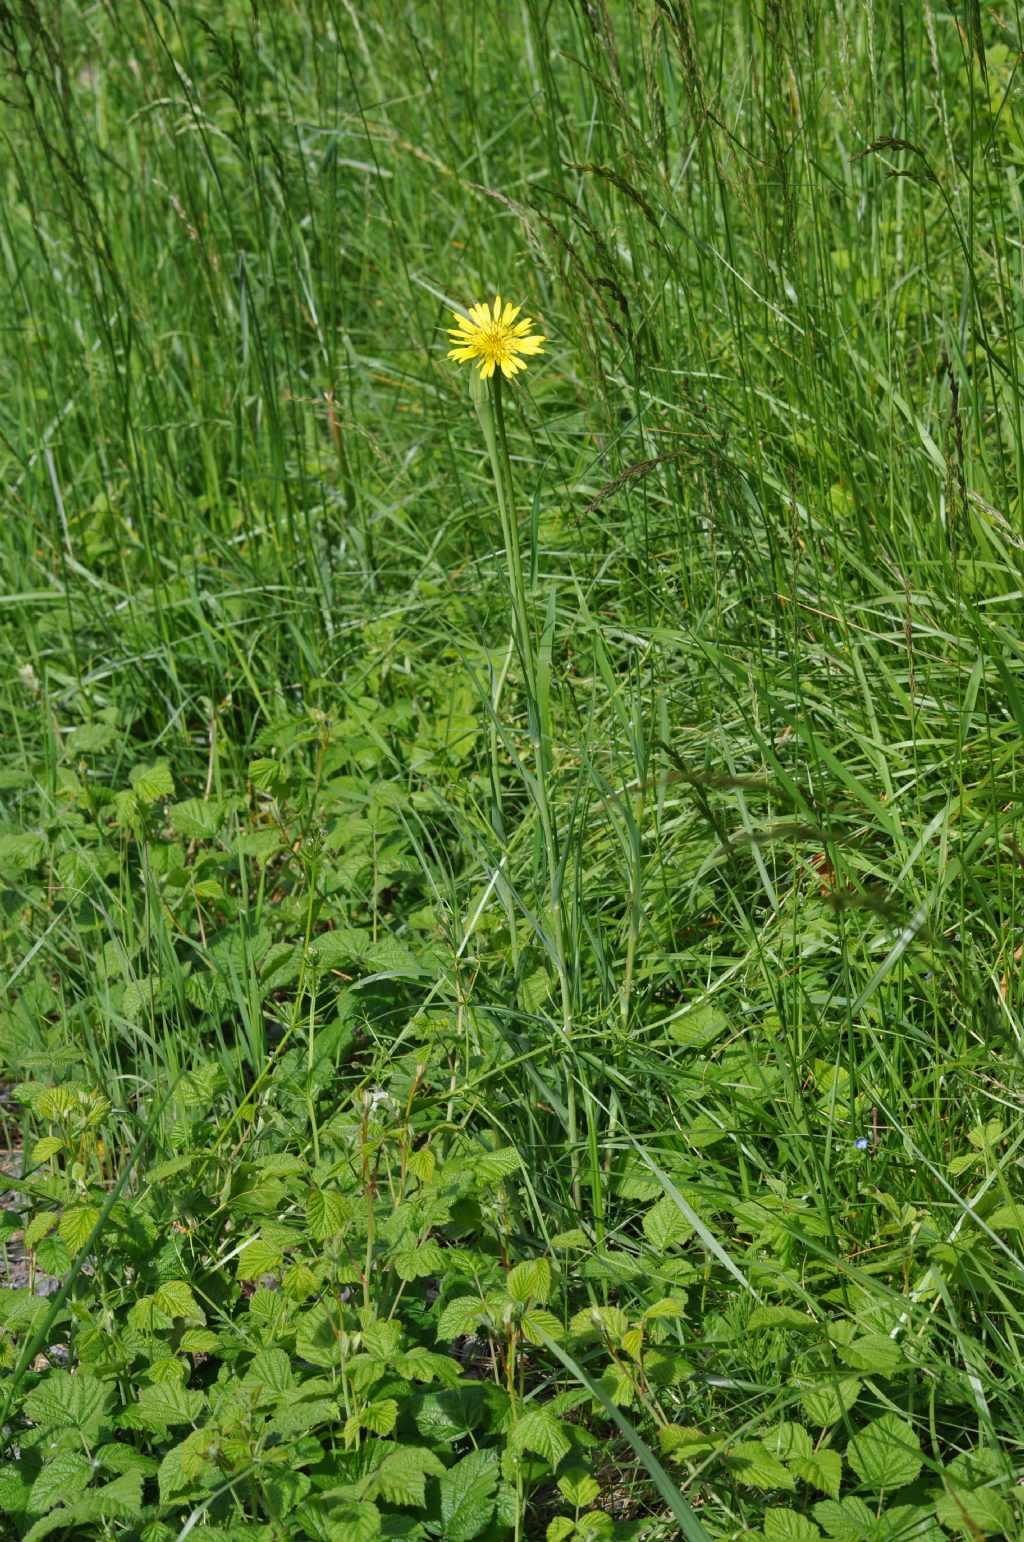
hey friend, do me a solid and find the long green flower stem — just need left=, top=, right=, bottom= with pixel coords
left=475, top=369, right=580, bottom=1204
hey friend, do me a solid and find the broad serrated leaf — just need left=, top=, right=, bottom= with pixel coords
left=236, top=1235, right=283, bottom=1279
left=790, top=1449, right=843, bottom=1499
left=364, top=935, right=427, bottom=977
left=766, top=1423, right=813, bottom=1463
left=407, top=1147, right=436, bottom=1185
left=146, top=1356, right=188, bottom=1384
left=576, top=1515, right=613, bottom=1539
left=0, top=1290, right=57, bottom=1338
left=510, top=1407, right=571, bottom=1467
left=570, top=1304, right=630, bottom=1340
left=113, top=788, right=140, bottom=827
left=727, top=1441, right=796, bottom=1491
left=763, top=1510, right=822, bottom=1541
left=283, top=1261, right=319, bottom=1301
left=58, top=1204, right=100, bottom=1254
left=130, top=761, right=175, bottom=804
left=934, top=1483, right=1013, bottom=1535
left=168, top=796, right=230, bottom=838
left=799, top=1377, right=861, bottom=1427
left=436, top=1294, right=487, bottom=1340
left=522, top=1308, right=565, bottom=1346
left=179, top=1329, right=222, bottom=1354
left=306, top=1187, right=351, bottom=1241
left=157, top=1429, right=216, bottom=1501
left=595, top=1359, right=637, bottom=1405
left=21, top=1471, right=144, bottom=1542
left=362, top=1398, right=399, bottom=1436
left=846, top=1414, right=921, bottom=1490
left=987, top=1202, right=1024, bottom=1231
left=621, top=1325, right=644, bottom=1362
left=547, top=1520, right=575, bottom=1542
left=74, top=1470, right=144, bottom=1519
left=297, top=1300, right=347, bottom=1366
left=269, top=1397, right=339, bottom=1436
left=34, top=1085, right=83, bottom=1121
left=440, top=1447, right=499, bottom=1541
left=495, top=1477, right=519, bottom=1529
left=146, top=1154, right=199, bottom=1184
left=391, top=1238, right=446, bottom=1281
left=133, top=1382, right=206, bottom=1428
left=414, top=1387, right=485, bottom=1443
left=558, top=1469, right=600, bottom=1508
left=126, top=1294, right=172, bottom=1332
left=265, top=1469, right=313, bottom=1516
left=643, top=1296, right=688, bottom=1320
left=249, top=757, right=286, bottom=791
left=154, top=1279, right=205, bottom=1323
left=314, top=926, right=372, bottom=967
left=520, top=966, right=551, bottom=1014
left=30, top=1136, right=64, bottom=1164
left=874, top=1503, right=944, bottom=1540
left=23, top=1372, right=111, bottom=1441
left=393, top=1346, right=463, bottom=1385
left=642, top=1194, right=694, bottom=1251
left=0, top=831, right=47, bottom=871
left=372, top=1445, right=445, bottom=1507
left=363, top=1319, right=402, bottom=1361
left=812, top=1497, right=874, bottom=1540
left=506, top=1257, right=551, bottom=1303
left=0, top=1463, right=32, bottom=1517
left=837, top=1333, right=903, bottom=1375
left=22, top=1512, right=76, bottom=1542
left=35, top=1234, right=72, bottom=1275
left=23, top=1211, right=57, bottom=1249
left=668, top=1002, right=729, bottom=1048
left=325, top=1498, right=381, bottom=1542
left=748, top=1306, right=819, bottom=1332
left=474, top=1147, right=521, bottom=1184
left=658, top=1424, right=715, bottom=1460
left=27, top=1452, right=92, bottom=1516
left=945, top=1447, right=1003, bottom=1488
left=95, top=1445, right=159, bottom=1478
left=551, top=1228, right=590, bottom=1249
left=244, top=1346, right=293, bottom=1393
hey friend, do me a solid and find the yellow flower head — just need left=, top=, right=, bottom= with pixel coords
left=447, top=295, right=545, bottom=380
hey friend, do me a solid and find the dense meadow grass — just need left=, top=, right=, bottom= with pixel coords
left=2, top=2, right=1024, bottom=1538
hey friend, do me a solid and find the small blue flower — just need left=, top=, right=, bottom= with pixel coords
left=854, top=1137, right=870, bottom=1150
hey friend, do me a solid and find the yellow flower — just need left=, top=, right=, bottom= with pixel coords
left=447, top=294, right=545, bottom=380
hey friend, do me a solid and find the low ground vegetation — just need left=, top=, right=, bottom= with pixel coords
left=2, top=4, right=1024, bottom=1539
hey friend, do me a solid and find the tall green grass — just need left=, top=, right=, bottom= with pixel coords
left=2, top=2, right=1024, bottom=1537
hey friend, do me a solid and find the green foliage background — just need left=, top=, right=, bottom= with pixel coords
left=1, top=2, right=1024, bottom=1538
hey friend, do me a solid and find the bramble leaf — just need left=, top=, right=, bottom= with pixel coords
left=509, top=1407, right=571, bottom=1467
left=846, top=1414, right=922, bottom=1490
left=439, top=1447, right=499, bottom=1540
left=763, top=1510, right=823, bottom=1541
left=727, top=1441, right=796, bottom=1491
left=23, top=1372, right=111, bottom=1442
left=58, top=1205, right=100, bottom=1254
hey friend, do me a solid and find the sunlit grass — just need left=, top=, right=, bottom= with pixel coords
left=2, top=3, right=1024, bottom=1538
